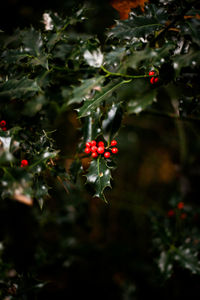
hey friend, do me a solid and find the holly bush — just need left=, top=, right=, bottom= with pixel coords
left=0, top=0, right=200, bottom=298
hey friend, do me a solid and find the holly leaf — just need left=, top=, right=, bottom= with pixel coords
left=85, top=157, right=112, bottom=202
left=82, top=108, right=102, bottom=145
left=67, top=76, right=104, bottom=106
left=22, top=27, right=44, bottom=57
left=108, top=4, right=167, bottom=41
left=21, top=28, right=48, bottom=69
left=172, top=48, right=200, bottom=76
left=102, top=103, right=123, bottom=141
left=0, top=77, right=41, bottom=100
left=127, top=89, right=157, bottom=114
left=77, top=79, right=131, bottom=118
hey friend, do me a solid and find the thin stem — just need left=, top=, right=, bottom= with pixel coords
left=101, top=65, right=152, bottom=79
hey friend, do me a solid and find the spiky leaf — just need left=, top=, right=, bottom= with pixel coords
left=85, top=157, right=112, bottom=202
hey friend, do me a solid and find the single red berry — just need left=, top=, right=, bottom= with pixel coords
left=111, top=140, right=117, bottom=146
left=2, top=127, right=7, bottom=131
left=150, top=77, right=155, bottom=84
left=167, top=209, right=175, bottom=217
left=91, top=152, right=98, bottom=158
left=90, top=140, right=96, bottom=146
left=91, top=146, right=98, bottom=152
left=180, top=213, right=187, bottom=219
left=21, top=159, right=28, bottom=167
left=98, top=141, right=104, bottom=147
left=149, top=71, right=155, bottom=76
left=85, top=142, right=91, bottom=148
left=0, top=120, right=6, bottom=127
left=177, top=202, right=184, bottom=210
left=154, top=77, right=159, bottom=83
left=97, top=146, right=105, bottom=154
left=104, top=152, right=111, bottom=158
left=111, top=147, right=118, bottom=154
left=84, top=147, right=91, bottom=154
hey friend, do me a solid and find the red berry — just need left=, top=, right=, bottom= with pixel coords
left=150, top=77, right=155, bottom=84
left=90, top=140, right=96, bottom=146
left=167, top=209, right=175, bottom=217
left=149, top=71, right=155, bottom=76
left=91, top=146, right=98, bottom=152
left=2, top=127, right=7, bottom=131
left=92, top=152, right=98, bottom=158
left=84, top=147, right=91, bottom=154
left=150, top=77, right=159, bottom=84
left=180, top=213, right=187, bottom=219
left=98, top=141, right=104, bottom=147
left=177, top=202, right=184, bottom=210
left=21, top=159, right=28, bottom=167
left=111, top=140, right=117, bottom=146
left=97, top=146, right=104, bottom=154
left=85, top=142, right=91, bottom=148
left=0, top=120, right=6, bottom=127
left=104, top=152, right=111, bottom=158
left=111, top=147, right=118, bottom=154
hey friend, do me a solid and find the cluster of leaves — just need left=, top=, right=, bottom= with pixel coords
left=0, top=0, right=200, bottom=279
left=150, top=197, right=200, bottom=280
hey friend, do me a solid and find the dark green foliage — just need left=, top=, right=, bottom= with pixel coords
left=1, top=1, right=200, bottom=295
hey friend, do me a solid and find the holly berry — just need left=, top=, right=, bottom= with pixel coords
left=149, top=71, right=155, bottom=76
left=111, top=147, right=118, bottom=154
left=91, top=146, right=98, bottom=152
left=97, top=146, right=105, bottom=154
left=90, top=140, right=96, bottom=146
left=0, top=120, right=6, bottom=127
left=177, top=202, right=184, bottom=210
left=91, top=152, right=98, bottom=158
left=111, top=140, right=117, bottom=146
left=150, top=77, right=159, bottom=84
left=85, top=142, right=91, bottom=148
left=21, top=159, right=28, bottom=167
left=84, top=147, right=91, bottom=154
left=98, top=141, right=104, bottom=147
left=180, top=213, right=187, bottom=219
left=167, top=209, right=175, bottom=217
left=1, top=127, right=7, bottom=131
left=104, top=152, right=111, bottom=158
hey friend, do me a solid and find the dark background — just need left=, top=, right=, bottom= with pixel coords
left=1, top=0, right=200, bottom=299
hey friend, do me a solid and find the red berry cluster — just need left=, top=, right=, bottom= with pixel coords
left=20, top=159, right=29, bottom=167
left=84, top=140, right=118, bottom=159
left=167, top=202, right=187, bottom=219
left=149, top=71, right=159, bottom=84
left=0, top=120, right=7, bottom=131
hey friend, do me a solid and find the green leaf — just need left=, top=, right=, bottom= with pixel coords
left=82, top=108, right=102, bottom=144
left=158, top=251, right=173, bottom=280
left=85, top=157, right=112, bottom=202
left=22, top=27, right=44, bottom=57
left=67, top=76, right=104, bottom=106
left=21, top=28, right=48, bottom=69
left=77, top=79, right=131, bottom=118
left=125, top=43, right=175, bottom=70
left=108, top=4, right=167, bottom=41
left=172, top=48, right=200, bottom=76
left=174, top=245, right=200, bottom=275
left=102, top=103, right=123, bottom=141
left=127, top=89, right=157, bottom=114
left=2, top=49, right=29, bottom=64
left=182, top=9, right=200, bottom=47
left=0, top=77, right=41, bottom=100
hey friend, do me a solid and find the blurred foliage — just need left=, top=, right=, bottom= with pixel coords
left=0, top=0, right=200, bottom=299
